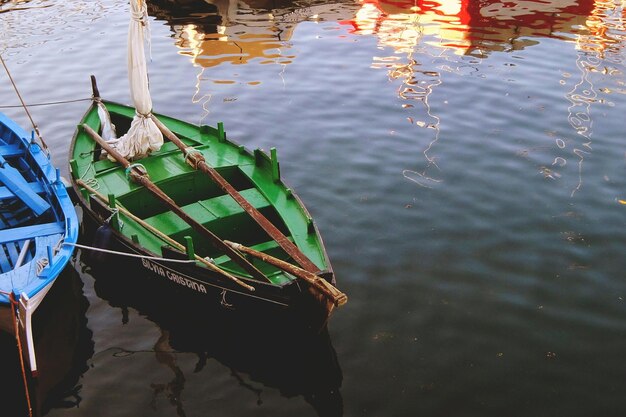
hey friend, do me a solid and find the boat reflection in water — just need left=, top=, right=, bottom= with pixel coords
left=342, top=0, right=599, bottom=56
left=147, top=0, right=357, bottom=70
left=0, top=264, right=94, bottom=417
left=340, top=0, right=624, bottom=191
left=340, top=0, right=612, bottom=105
left=86, top=252, right=344, bottom=417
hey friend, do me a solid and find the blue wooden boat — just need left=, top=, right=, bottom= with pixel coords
left=0, top=112, right=78, bottom=376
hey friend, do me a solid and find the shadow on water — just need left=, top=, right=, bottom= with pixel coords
left=80, top=246, right=344, bottom=417
left=0, top=264, right=94, bottom=417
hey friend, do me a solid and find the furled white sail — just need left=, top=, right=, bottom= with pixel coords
left=103, top=0, right=163, bottom=161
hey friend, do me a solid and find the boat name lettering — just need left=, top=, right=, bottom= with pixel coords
left=141, top=259, right=207, bottom=293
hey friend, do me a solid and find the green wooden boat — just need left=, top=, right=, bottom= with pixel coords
left=69, top=97, right=346, bottom=326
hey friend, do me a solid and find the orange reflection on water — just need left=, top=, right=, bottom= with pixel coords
left=150, top=0, right=356, bottom=72
left=578, top=0, right=626, bottom=56
left=174, top=24, right=295, bottom=68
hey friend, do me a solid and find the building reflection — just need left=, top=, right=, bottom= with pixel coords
left=342, top=0, right=601, bottom=56
left=147, top=0, right=358, bottom=69
left=341, top=0, right=624, bottom=190
left=147, top=0, right=624, bottom=191
left=146, top=0, right=359, bottom=118
left=147, top=0, right=624, bottom=64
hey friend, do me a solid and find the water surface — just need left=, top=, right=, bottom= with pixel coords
left=1, top=0, right=626, bottom=416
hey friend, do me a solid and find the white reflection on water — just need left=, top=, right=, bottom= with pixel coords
left=342, top=3, right=449, bottom=185
left=555, top=0, right=626, bottom=196
left=340, top=0, right=626, bottom=194
left=0, top=0, right=112, bottom=52
left=563, top=53, right=595, bottom=197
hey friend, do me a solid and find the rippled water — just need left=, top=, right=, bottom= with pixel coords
left=1, top=0, right=626, bottom=416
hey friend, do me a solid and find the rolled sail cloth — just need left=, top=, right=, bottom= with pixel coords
left=101, top=0, right=163, bottom=161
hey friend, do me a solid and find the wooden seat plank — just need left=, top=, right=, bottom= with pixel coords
left=0, top=154, right=50, bottom=216
left=143, top=188, right=270, bottom=236
left=5, top=240, right=20, bottom=267
left=0, top=144, right=24, bottom=158
left=0, top=181, right=45, bottom=201
left=0, top=222, right=64, bottom=245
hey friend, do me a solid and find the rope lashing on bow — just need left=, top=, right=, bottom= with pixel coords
left=36, top=258, right=49, bottom=276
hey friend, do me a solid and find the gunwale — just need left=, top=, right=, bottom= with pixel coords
left=0, top=112, right=78, bottom=308
left=69, top=100, right=335, bottom=308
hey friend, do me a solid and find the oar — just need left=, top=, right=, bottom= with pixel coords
left=76, top=179, right=255, bottom=292
left=77, top=178, right=347, bottom=307
left=225, top=240, right=348, bottom=307
left=149, top=114, right=321, bottom=274
left=80, top=123, right=270, bottom=285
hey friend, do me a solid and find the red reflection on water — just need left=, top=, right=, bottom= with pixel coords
left=341, top=0, right=606, bottom=55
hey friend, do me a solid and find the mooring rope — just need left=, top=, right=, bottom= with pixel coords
left=103, top=208, right=124, bottom=231
left=0, top=291, right=34, bottom=417
left=35, top=258, right=49, bottom=276
left=62, top=242, right=199, bottom=264
left=0, top=97, right=91, bottom=109
left=0, top=52, right=49, bottom=154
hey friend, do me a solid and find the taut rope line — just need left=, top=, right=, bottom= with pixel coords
left=62, top=242, right=199, bottom=264
left=0, top=97, right=91, bottom=109
left=0, top=52, right=49, bottom=152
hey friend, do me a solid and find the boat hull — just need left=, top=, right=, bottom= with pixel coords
left=83, top=202, right=292, bottom=306
left=0, top=111, right=79, bottom=376
left=78, top=204, right=331, bottom=327
left=69, top=100, right=339, bottom=327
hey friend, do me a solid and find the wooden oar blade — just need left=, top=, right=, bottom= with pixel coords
left=224, top=240, right=347, bottom=308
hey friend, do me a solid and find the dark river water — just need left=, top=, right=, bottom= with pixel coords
left=1, top=0, right=626, bottom=416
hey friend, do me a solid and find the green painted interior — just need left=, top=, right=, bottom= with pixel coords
left=70, top=101, right=330, bottom=285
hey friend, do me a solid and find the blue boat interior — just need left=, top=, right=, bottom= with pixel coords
left=0, top=121, right=60, bottom=278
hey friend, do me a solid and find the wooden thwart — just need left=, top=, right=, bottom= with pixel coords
left=0, top=181, right=44, bottom=201
left=76, top=179, right=255, bottom=292
left=81, top=123, right=270, bottom=285
left=0, top=222, right=63, bottom=245
left=149, top=114, right=322, bottom=274
left=0, top=154, right=50, bottom=216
